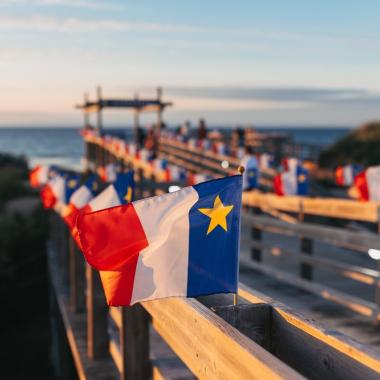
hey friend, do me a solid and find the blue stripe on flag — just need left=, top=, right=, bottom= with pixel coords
left=187, top=175, right=242, bottom=297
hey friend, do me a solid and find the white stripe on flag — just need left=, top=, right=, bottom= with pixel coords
left=89, top=184, right=120, bottom=211
left=366, top=166, right=380, bottom=201
left=70, top=185, right=93, bottom=208
left=131, top=186, right=199, bottom=304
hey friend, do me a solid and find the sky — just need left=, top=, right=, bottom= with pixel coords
left=0, top=0, right=379, bottom=128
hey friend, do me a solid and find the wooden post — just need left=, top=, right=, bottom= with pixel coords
left=134, top=92, right=140, bottom=146
left=69, top=237, right=85, bottom=313
left=86, top=264, right=108, bottom=359
left=156, top=87, right=162, bottom=136
left=120, top=305, right=151, bottom=380
left=251, top=207, right=262, bottom=262
left=97, top=85, right=103, bottom=132
left=299, top=200, right=313, bottom=280
left=84, top=92, right=89, bottom=127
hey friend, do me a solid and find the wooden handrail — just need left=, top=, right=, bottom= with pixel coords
left=242, top=213, right=380, bottom=253
left=243, top=191, right=380, bottom=222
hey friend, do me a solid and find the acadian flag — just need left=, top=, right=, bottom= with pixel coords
left=98, top=163, right=118, bottom=183
left=29, top=165, right=49, bottom=188
left=81, top=172, right=135, bottom=214
left=354, top=166, right=380, bottom=201
left=76, top=175, right=242, bottom=306
left=274, top=165, right=308, bottom=196
left=63, top=175, right=99, bottom=230
left=240, top=154, right=259, bottom=190
left=335, top=164, right=362, bottom=186
left=40, top=174, right=80, bottom=210
left=258, top=153, right=274, bottom=171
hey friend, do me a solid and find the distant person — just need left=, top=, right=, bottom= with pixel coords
left=180, top=120, right=190, bottom=138
left=237, top=126, right=245, bottom=147
left=197, top=118, right=208, bottom=140
left=145, top=127, right=156, bottom=151
left=240, top=146, right=259, bottom=190
left=136, top=125, right=146, bottom=148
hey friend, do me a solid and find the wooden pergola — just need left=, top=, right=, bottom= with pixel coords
left=75, top=86, right=173, bottom=136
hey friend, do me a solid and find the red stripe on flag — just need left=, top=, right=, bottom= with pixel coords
left=273, top=174, right=284, bottom=196
left=354, top=171, right=369, bottom=201
left=335, top=167, right=344, bottom=186
left=40, top=184, right=57, bottom=209
left=77, top=203, right=148, bottom=271
left=99, top=256, right=139, bottom=306
left=29, top=166, right=41, bottom=188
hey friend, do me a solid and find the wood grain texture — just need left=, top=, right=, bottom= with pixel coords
left=242, top=191, right=380, bottom=222
left=143, top=297, right=304, bottom=380
left=238, top=283, right=380, bottom=374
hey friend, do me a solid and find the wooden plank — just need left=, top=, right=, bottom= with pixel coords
left=86, top=264, right=109, bottom=359
left=242, top=191, right=380, bottom=222
left=242, top=240, right=380, bottom=285
left=48, top=247, right=119, bottom=380
left=238, top=283, right=380, bottom=377
left=240, top=258, right=380, bottom=321
left=242, top=213, right=380, bottom=254
left=212, top=304, right=272, bottom=350
left=120, top=305, right=152, bottom=380
left=142, top=297, right=304, bottom=380
left=69, top=237, right=85, bottom=313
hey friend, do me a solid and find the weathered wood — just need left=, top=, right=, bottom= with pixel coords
left=143, top=296, right=304, bottom=379
left=300, top=237, right=313, bottom=281
left=242, top=213, right=380, bottom=254
left=240, top=258, right=380, bottom=321
left=86, top=264, right=109, bottom=359
left=242, top=240, right=380, bottom=285
left=251, top=207, right=262, bottom=262
left=69, top=237, right=85, bottom=313
left=212, top=304, right=272, bottom=350
left=242, top=191, right=380, bottom=222
left=238, top=283, right=380, bottom=376
left=271, top=310, right=380, bottom=380
left=48, top=245, right=119, bottom=380
left=120, top=304, right=151, bottom=380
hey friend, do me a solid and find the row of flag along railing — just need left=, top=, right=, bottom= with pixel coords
left=335, top=164, right=380, bottom=201
left=30, top=161, right=243, bottom=308
left=83, top=129, right=311, bottom=197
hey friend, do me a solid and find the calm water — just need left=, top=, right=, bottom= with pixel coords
left=0, top=127, right=350, bottom=169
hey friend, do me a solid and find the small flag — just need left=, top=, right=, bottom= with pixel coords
left=29, top=165, right=49, bottom=188
left=76, top=175, right=242, bottom=306
left=274, top=165, right=308, bottom=196
left=335, top=164, right=362, bottom=186
left=63, top=176, right=99, bottom=229
left=354, top=166, right=380, bottom=201
left=258, top=153, right=274, bottom=170
left=82, top=172, right=134, bottom=213
left=40, top=174, right=80, bottom=210
left=240, top=154, right=259, bottom=190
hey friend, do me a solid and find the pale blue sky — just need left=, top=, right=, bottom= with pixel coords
left=0, top=0, right=379, bottom=127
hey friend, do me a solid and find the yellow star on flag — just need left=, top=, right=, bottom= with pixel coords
left=298, top=174, right=306, bottom=183
left=198, top=195, right=234, bottom=235
left=68, top=179, right=77, bottom=188
left=124, top=186, right=132, bottom=203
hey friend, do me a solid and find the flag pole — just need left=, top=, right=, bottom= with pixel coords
left=234, top=165, right=245, bottom=306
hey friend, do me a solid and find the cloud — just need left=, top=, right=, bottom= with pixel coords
left=0, top=0, right=122, bottom=10
left=163, top=86, right=380, bottom=105
left=0, top=15, right=205, bottom=33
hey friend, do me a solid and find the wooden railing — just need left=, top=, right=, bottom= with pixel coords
left=48, top=178, right=380, bottom=380
left=83, top=137, right=380, bottom=321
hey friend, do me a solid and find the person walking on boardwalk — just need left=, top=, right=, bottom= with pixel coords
left=197, top=118, right=208, bottom=140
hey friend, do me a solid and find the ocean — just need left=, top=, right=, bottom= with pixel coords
left=0, top=127, right=350, bottom=169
